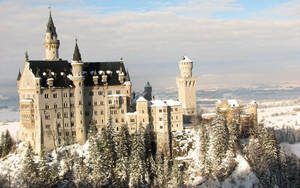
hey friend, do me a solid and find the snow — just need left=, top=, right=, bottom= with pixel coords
left=150, top=99, right=181, bottom=107
left=227, top=99, right=239, bottom=108
left=136, top=96, right=147, bottom=102
left=179, top=56, right=192, bottom=63
left=20, top=99, right=33, bottom=102
left=0, top=121, right=20, bottom=140
left=258, top=99, right=300, bottom=129
left=280, top=143, right=300, bottom=158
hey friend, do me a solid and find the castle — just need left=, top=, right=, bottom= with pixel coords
left=16, top=11, right=198, bottom=154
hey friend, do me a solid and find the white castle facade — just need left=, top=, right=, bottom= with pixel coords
left=17, top=12, right=198, bottom=154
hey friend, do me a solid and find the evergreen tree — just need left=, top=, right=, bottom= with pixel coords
left=129, top=130, right=146, bottom=187
left=38, top=149, right=51, bottom=186
left=208, top=114, right=228, bottom=178
left=155, top=153, right=165, bottom=187
left=74, top=155, right=89, bottom=188
left=169, top=160, right=184, bottom=188
left=148, top=155, right=157, bottom=187
left=198, top=124, right=210, bottom=176
left=21, top=144, right=38, bottom=187
left=115, top=125, right=131, bottom=187
left=1, top=130, right=14, bottom=157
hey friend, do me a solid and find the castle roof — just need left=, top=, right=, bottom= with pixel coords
left=28, top=60, right=129, bottom=88
left=145, top=81, right=151, bottom=88
left=17, top=70, right=21, bottom=81
left=179, top=56, right=192, bottom=63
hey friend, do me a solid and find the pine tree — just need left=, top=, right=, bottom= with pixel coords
left=155, top=152, right=165, bottom=187
left=148, top=155, right=157, bottom=187
left=129, top=131, right=146, bottom=187
left=74, top=155, right=89, bottom=187
left=38, top=149, right=51, bottom=186
left=115, top=125, right=131, bottom=187
left=169, top=160, right=184, bottom=188
left=1, top=130, right=14, bottom=157
left=208, top=114, right=228, bottom=178
left=21, top=144, right=38, bottom=187
left=198, top=124, right=209, bottom=176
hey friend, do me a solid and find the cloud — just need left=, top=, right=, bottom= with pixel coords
left=0, top=0, right=300, bottom=92
left=263, top=0, right=300, bottom=17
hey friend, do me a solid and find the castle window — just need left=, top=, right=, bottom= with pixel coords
left=116, top=127, right=119, bottom=131
left=142, top=110, right=144, bottom=114
left=58, top=132, right=61, bottom=136
left=163, top=109, right=166, bottom=112
left=100, top=101, right=104, bottom=105
left=98, top=91, right=102, bottom=95
left=57, top=123, right=61, bottom=128
left=44, top=94, right=49, bottom=98
left=114, top=110, right=117, bottom=114
left=64, top=113, right=68, bottom=118
left=66, top=132, right=69, bottom=136
left=143, top=119, right=145, bottom=122
left=121, top=109, right=124, bottom=114
left=108, top=100, right=112, bottom=104
left=46, top=124, right=50, bottom=129
left=71, top=122, right=74, bottom=127
left=72, top=131, right=76, bottom=136
left=63, top=102, right=68, bottom=108
left=130, top=119, right=135, bottom=123
left=45, top=114, right=50, bottom=120
left=85, top=111, right=90, bottom=116
left=45, top=104, right=49, bottom=109
left=94, top=101, right=97, bottom=105
left=108, top=90, right=112, bottom=95
left=175, top=108, right=178, bottom=111
left=70, top=93, right=74, bottom=97
left=89, top=91, right=94, bottom=96
left=80, top=111, right=82, bottom=115
left=121, top=118, right=124, bottom=122
left=94, top=111, right=98, bottom=115
left=159, top=109, right=162, bottom=113
left=54, top=104, right=57, bottom=109
left=64, top=123, right=68, bottom=127
left=71, top=112, right=74, bottom=117
left=101, top=111, right=104, bottom=115
left=63, top=93, right=68, bottom=97
left=53, top=93, right=57, bottom=98
left=115, top=119, right=118, bottom=123
left=57, top=112, right=61, bottom=119
left=70, top=103, right=74, bottom=107
left=160, top=126, right=163, bottom=129
left=176, top=116, right=178, bottom=120
left=159, top=117, right=162, bottom=121
left=79, top=101, right=82, bottom=105
left=116, top=90, right=120, bottom=94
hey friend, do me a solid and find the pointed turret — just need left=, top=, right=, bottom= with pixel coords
left=46, top=11, right=57, bottom=37
left=25, top=51, right=29, bottom=61
left=125, top=69, right=130, bottom=81
left=73, top=39, right=82, bottom=61
left=17, top=70, right=21, bottom=81
left=44, top=8, right=60, bottom=61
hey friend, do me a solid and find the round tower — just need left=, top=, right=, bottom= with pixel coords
left=143, top=81, right=152, bottom=101
left=179, top=56, right=193, bottom=78
left=71, top=40, right=86, bottom=144
left=44, top=10, right=60, bottom=60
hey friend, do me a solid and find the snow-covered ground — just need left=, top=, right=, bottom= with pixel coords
left=280, top=143, right=300, bottom=158
left=258, top=98, right=300, bottom=129
left=0, top=121, right=20, bottom=140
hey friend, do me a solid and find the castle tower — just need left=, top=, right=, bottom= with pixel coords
left=248, top=100, right=258, bottom=126
left=143, top=81, right=152, bottom=101
left=176, top=56, right=197, bottom=117
left=44, top=10, right=60, bottom=60
left=71, top=40, right=86, bottom=144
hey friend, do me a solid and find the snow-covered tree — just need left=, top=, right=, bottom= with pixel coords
left=115, top=124, right=131, bottom=187
left=208, top=114, right=228, bottom=178
left=155, top=152, right=165, bottom=187
left=0, top=130, right=14, bottom=157
left=198, top=124, right=210, bottom=176
left=38, top=149, right=51, bottom=186
left=21, top=144, right=38, bottom=187
left=129, top=130, right=146, bottom=187
left=168, top=160, right=184, bottom=188
left=73, top=155, right=89, bottom=187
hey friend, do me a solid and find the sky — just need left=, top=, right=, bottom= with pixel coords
left=0, top=0, right=300, bottom=92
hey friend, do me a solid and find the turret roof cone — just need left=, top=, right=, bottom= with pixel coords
left=73, top=39, right=82, bottom=61
left=46, top=10, right=57, bottom=37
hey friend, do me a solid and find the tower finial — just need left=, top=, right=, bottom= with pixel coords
left=25, top=51, right=29, bottom=61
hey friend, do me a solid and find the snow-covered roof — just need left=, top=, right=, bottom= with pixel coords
left=126, top=112, right=137, bottom=116
left=150, top=99, right=181, bottom=107
left=136, top=96, right=147, bottom=102
left=250, top=100, right=257, bottom=105
left=20, top=99, right=33, bottom=103
left=228, top=99, right=239, bottom=108
left=179, top=56, right=192, bottom=63
left=108, top=94, right=126, bottom=97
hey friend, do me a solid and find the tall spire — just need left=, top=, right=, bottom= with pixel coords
left=46, top=7, right=57, bottom=37
left=17, top=69, right=21, bottom=81
left=73, top=39, right=82, bottom=61
left=25, top=51, right=29, bottom=61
